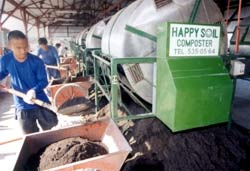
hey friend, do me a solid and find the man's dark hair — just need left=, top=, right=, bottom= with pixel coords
left=7, top=30, right=26, bottom=41
left=38, top=37, right=48, bottom=45
left=55, top=43, right=61, bottom=48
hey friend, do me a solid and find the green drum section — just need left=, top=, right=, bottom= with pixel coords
left=156, top=22, right=233, bottom=132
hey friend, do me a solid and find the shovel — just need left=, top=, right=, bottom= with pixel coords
left=45, top=64, right=71, bottom=84
left=0, top=84, right=58, bottom=114
left=0, top=85, right=94, bottom=115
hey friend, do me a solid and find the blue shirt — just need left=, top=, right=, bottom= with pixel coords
left=37, top=45, right=60, bottom=66
left=0, top=52, right=49, bottom=110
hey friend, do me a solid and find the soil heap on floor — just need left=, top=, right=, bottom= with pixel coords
left=121, top=118, right=250, bottom=171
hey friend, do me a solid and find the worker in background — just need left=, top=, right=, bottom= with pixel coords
left=0, top=30, right=58, bottom=134
left=37, top=38, right=60, bottom=79
left=64, top=47, right=69, bottom=57
left=55, top=43, right=63, bottom=59
left=55, top=43, right=65, bottom=61
left=55, top=43, right=61, bottom=53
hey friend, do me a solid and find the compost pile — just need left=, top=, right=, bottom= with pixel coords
left=58, top=96, right=95, bottom=114
left=25, top=137, right=108, bottom=171
left=120, top=117, right=250, bottom=171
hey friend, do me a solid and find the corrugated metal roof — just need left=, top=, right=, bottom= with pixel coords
left=1, top=0, right=250, bottom=32
left=1, top=0, right=135, bottom=27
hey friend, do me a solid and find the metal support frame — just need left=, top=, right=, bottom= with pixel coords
left=125, top=25, right=157, bottom=42
left=83, top=48, right=101, bottom=76
left=92, top=50, right=156, bottom=122
left=110, top=57, right=156, bottom=121
left=227, top=77, right=237, bottom=130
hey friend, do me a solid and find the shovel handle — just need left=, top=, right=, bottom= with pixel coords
left=0, top=137, right=22, bottom=145
left=45, top=64, right=68, bottom=71
left=0, top=84, right=54, bottom=111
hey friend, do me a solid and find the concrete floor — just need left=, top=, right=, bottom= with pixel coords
left=0, top=79, right=249, bottom=170
left=0, top=93, right=21, bottom=171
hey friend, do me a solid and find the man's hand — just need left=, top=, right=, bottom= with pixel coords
left=23, top=89, right=36, bottom=104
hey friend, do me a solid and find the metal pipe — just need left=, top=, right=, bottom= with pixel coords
left=235, top=0, right=242, bottom=53
left=95, top=79, right=110, bottom=101
left=112, top=57, right=156, bottom=65
left=111, top=59, right=118, bottom=119
left=114, top=113, right=155, bottom=121
left=119, top=83, right=151, bottom=113
left=226, top=0, right=231, bottom=26
left=100, top=66, right=110, bottom=95
left=189, top=0, right=201, bottom=23
left=94, top=57, right=99, bottom=113
left=91, top=51, right=110, bottom=66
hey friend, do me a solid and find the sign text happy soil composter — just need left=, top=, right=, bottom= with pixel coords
left=168, top=23, right=221, bottom=57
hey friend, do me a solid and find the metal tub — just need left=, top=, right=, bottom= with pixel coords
left=13, top=118, right=132, bottom=171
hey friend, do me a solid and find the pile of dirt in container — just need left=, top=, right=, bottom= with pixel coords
left=120, top=118, right=250, bottom=171
left=58, top=97, right=95, bottom=114
left=25, top=137, right=108, bottom=171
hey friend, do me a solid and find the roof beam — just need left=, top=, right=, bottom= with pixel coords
left=23, top=0, right=43, bottom=8
left=94, top=0, right=123, bottom=22
left=2, top=0, right=25, bottom=25
left=6, top=0, right=36, bottom=19
left=37, top=8, right=50, bottom=27
left=30, top=0, right=44, bottom=15
left=63, top=0, right=71, bottom=7
left=0, top=0, right=6, bottom=30
left=0, top=0, right=6, bottom=20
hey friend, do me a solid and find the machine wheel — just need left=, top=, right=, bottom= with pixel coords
left=53, top=83, right=87, bottom=109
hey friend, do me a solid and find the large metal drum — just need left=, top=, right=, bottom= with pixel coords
left=77, top=28, right=89, bottom=46
left=102, top=0, right=226, bottom=104
left=86, top=20, right=106, bottom=49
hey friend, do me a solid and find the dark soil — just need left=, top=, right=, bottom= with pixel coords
left=25, top=137, right=108, bottom=171
left=121, top=118, right=250, bottom=171
left=112, top=89, right=250, bottom=171
left=24, top=91, right=250, bottom=171
left=58, top=97, right=95, bottom=111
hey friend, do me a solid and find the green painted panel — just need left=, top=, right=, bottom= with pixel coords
left=156, top=22, right=233, bottom=132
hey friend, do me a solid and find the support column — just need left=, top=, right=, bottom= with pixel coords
left=235, top=0, right=242, bottom=53
left=36, top=18, right=40, bottom=38
left=0, top=0, right=6, bottom=56
left=67, top=26, right=69, bottom=37
left=43, top=24, right=46, bottom=37
left=0, top=0, right=6, bottom=30
left=48, top=25, right=50, bottom=39
left=226, top=0, right=231, bottom=26
left=21, top=9, right=28, bottom=39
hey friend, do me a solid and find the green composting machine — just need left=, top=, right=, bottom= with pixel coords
left=77, top=0, right=234, bottom=132
left=156, top=23, right=233, bottom=132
